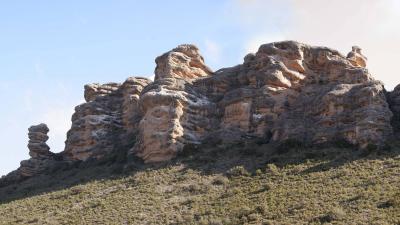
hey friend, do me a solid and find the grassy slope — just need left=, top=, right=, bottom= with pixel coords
left=0, top=141, right=399, bottom=225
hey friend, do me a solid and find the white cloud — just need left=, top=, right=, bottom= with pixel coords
left=203, top=39, right=222, bottom=65
left=230, top=0, right=291, bottom=28
left=233, top=0, right=400, bottom=90
left=244, top=34, right=286, bottom=54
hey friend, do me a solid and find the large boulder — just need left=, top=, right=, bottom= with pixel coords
left=346, top=46, right=367, bottom=68
left=154, top=44, right=212, bottom=81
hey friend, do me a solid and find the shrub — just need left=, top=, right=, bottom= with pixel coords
left=212, top=175, right=229, bottom=186
left=255, top=169, right=263, bottom=176
left=183, top=183, right=210, bottom=194
left=227, top=166, right=250, bottom=177
left=265, top=163, right=279, bottom=175
left=378, top=194, right=400, bottom=208
left=318, top=207, right=346, bottom=223
left=70, top=186, right=85, bottom=195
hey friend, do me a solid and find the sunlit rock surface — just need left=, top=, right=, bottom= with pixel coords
left=2, top=41, right=397, bottom=182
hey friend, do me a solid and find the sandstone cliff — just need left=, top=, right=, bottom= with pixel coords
left=64, top=77, right=151, bottom=161
left=2, top=41, right=398, bottom=181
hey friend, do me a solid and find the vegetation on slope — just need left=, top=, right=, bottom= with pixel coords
left=0, top=139, right=399, bottom=224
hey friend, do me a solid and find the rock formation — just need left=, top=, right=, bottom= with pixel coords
left=135, top=41, right=392, bottom=162
left=2, top=40, right=399, bottom=181
left=154, top=44, right=212, bottom=81
left=134, top=44, right=217, bottom=162
left=64, top=77, right=151, bottom=161
left=387, top=84, right=400, bottom=132
left=16, top=124, right=54, bottom=178
left=347, top=46, right=367, bottom=68
left=27, top=124, right=51, bottom=159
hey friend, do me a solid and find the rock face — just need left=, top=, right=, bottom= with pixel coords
left=133, top=45, right=217, bottom=162
left=134, top=78, right=217, bottom=162
left=3, top=40, right=399, bottom=181
left=154, top=44, right=212, bottom=81
left=135, top=41, right=392, bottom=162
left=63, top=77, right=151, bottom=161
left=387, top=84, right=400, bottom=132
left=127, top=41, right=393, bottom=162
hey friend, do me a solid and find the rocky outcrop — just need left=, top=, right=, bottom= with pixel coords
left=347, top=46, right=367, bottom=68
left=63, top=77, right=151, bottom=161
left=2, top=40, right=398, bottom=182
left=136, top=41, right=392, bottom=161
left=18, top=124, right=55, bottom=177
left=27, top=124, right=51, bottom=159
left=154, top=44, right=212, bottom=81
left=132, top=45, right=217, bottom=162
left=134, top=78, right=217, bottom=162
left=234, top=42, right=390, bottom=147
left=84, top=82, right=121, bottom=102
left=387, top=84, right=400, bottom=132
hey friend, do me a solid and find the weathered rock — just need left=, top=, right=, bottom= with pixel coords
left=63, top=77, right=151, bottom=161
left=12, top=123, right=55, bottom=178
left=27, top=124, right=51, bottom=159
left=154, top=44, right=212, bottom=81
left=387, top=84, right=400, bottom=132
left=347, top=46, right=367, bottom=68
left=131, top=45, right=217, bottom=162
left=133, top=78, right=217, bottom=162
left=135, top=41, right=392, bottom=162
left=198, top=42, right=391, bottom=148
left=2, top=40, right=398, bottom=183
left=84, top=82, right=121, bottom=102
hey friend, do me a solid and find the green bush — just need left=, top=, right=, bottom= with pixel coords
left=227, top=166, right=250, bottom=177
left=212, top=175, right=229, bottom=186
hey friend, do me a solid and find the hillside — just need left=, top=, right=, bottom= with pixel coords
left=0, top=140, right=399, bottom=224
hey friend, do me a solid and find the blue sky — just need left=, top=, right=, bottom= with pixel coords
left=1, top=0, right=400, bottom=175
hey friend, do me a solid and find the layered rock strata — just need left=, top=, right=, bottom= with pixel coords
left=129, top=41, right=393, bottom=162
left=347, top=46, right=367, bottom=68
left=63, top=77, right=151, bottom=161
left=154, top=44, right=212, bottom=81
left=18, top=124, right=54, bottom=177
left=386, top=84, right=400, bottom=132
left=3, top=41, right=399, bottom=181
